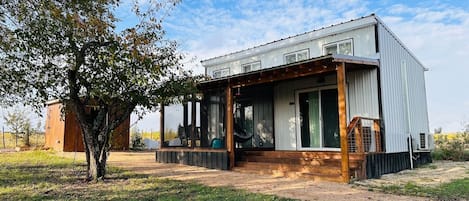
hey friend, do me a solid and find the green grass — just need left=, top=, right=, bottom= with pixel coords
left=0, top=151, right=294, bottom=201
left=375, top=179, right=469, bottom=200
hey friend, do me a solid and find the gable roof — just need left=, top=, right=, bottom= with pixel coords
left=200, top=14, right=425, bottom=69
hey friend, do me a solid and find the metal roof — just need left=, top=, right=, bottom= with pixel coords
left=199, top=54, right=379, bottom=88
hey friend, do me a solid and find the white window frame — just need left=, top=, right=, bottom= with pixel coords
left=284, top=49, right=310, bottom=64
left=295, top=85, right=340, bottom=151
left=323, top=39, right=354, bottom=56
left=241, top=61, right=261, bottom=73
left=212, top=68, right=230, bottom=78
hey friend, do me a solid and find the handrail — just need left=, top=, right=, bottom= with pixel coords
left=346, top=116, right=382, bottom=154
left=346, top=117, right=361, bottom=137
left=346, top=116, right=382, bottom=180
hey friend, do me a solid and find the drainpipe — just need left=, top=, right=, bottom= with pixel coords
left=408, top=133, right=414, bottom=169
left=402, top=60, right=413, bottom=169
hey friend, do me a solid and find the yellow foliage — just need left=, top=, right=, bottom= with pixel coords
left=434, top=133, right=459, bottom=141
left=140, top=130, right=178, bottom=141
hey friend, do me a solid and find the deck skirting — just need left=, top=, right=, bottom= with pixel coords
left=156, top=149, right=229, bottom=170
left=366, top=151, right=432, bottom=178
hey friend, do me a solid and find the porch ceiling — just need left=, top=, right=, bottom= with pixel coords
left=198, top=54, right=379, bottom=89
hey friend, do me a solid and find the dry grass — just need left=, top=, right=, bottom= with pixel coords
left=0, top=132, right=44, bottom=149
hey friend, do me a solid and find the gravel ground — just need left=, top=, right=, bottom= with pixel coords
left=354, top=160, right=469, bottom=187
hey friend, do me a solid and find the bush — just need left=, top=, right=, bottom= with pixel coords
left=433, top=132, right=469, bottom=161
left=130, top=128, right=145, bottom=150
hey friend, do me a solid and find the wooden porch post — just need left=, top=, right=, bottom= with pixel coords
left=337, top=62, right=350, bottom=183
left=374, top=120, right=381, bottom=152
left=226, top=85, right=235, bottom=169
left=183, top=102, right=188, bottom=146
left=160, top=104, right=165, bottom=149
left=191, top=98, right=197, bottom=148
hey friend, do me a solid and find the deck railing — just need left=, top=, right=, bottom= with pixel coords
left=347, top=116, right=383, bottom=154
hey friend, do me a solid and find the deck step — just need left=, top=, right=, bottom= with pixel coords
left=232, top=166, right=343, bottom=182
left=240, top=155, right=362, bottom=169
left=234, top=151, right=365, bottom=181
left=235, top=161, right=341, bottom=175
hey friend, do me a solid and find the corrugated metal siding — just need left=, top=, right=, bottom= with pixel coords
left=377, top=23, right=430, bottom=153
left=273, top=75, right=337, bottom=150
left=347, top=69, right=380, bottom=120
left=206, top=25, right=378, bottom=78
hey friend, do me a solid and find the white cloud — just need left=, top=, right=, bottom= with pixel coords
left=118, top=1, right=469, bottom=132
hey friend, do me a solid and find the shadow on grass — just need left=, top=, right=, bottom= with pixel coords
left=0, top=151, right=295, bottom=201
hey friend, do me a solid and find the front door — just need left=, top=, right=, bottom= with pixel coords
left=296, top=87, right=340, bottom=150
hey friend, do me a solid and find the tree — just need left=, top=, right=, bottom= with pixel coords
left=1, top=0, right=200, bottom=181
left=3, top=108, right=30, bottom=147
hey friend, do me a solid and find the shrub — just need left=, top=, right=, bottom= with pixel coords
left=433, top=132, right=469, bottom=161
left=130, top=128, right=145, bottom=150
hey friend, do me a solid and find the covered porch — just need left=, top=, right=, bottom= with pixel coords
left=156, top=54, right=383, bottom=183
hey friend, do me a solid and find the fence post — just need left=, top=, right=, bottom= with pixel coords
left=2, top=126, right=5, bottom=149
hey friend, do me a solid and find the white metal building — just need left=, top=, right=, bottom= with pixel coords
left=201, top=14, right=431, bottom=154
left=157, top=14, right=432, bottom=182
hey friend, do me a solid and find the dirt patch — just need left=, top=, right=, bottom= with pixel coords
left=58, top=151, right=429, bottom=201
left=354, top=161, right=469, bottom=187
left=0, top=148, right=16, bottom=152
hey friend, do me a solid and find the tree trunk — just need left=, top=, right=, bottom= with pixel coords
left=88, top=147, right=108, bottom=181
left=83, top=128, right=110, bottom=181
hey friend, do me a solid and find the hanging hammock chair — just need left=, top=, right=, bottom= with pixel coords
left=234, top=122, right=253, bottom=143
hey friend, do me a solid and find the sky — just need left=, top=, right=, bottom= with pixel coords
left=1, top=0, right=469, bottom=133
left=133, top=0, right=469, bottom=133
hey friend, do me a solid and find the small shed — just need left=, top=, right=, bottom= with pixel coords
left=44, top=100, right=130, bottom=152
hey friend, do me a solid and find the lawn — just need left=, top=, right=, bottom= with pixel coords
left=0, top=151, right=294, bottom=201
left=375, top=179, right=469, bottom=200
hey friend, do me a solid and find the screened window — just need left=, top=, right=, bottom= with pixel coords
left=285, top=49, right=309, bottom=64
left=323, top=39, right=353, bottom=56
left=212, top=68, right=230, bottom=78
left=242, top=61, right=261, bottom=73
left=420, top=133, right=426, bottom=149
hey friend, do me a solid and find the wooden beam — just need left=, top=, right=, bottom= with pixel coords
left=337, top=62, right=350, bottom=183
left=374, top=120, right=381, bottom=152
left=354, top=120, right=364, bottom=153
left=234, top=65, right=335, bottom=87
left=160, top=104, right=165, bottom=149
left=225, top=85, right=235, bottom=169
left=199, top=61, right=336, bottom=90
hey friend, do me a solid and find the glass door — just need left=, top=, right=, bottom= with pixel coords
left=296, top=87, right=340, bottom=150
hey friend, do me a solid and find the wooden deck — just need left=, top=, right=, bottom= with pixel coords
left=233, top=151, right=365, bottom=182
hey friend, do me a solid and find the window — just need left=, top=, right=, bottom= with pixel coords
left=212, top=68, right=230, bottom=78
left=323, top=39, right=353, bottom=56
left=284, top=49, right=309, bottom=64
left=419, top=133, right=426, bottom=149
left=242, top=61, right=261, bottom=73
